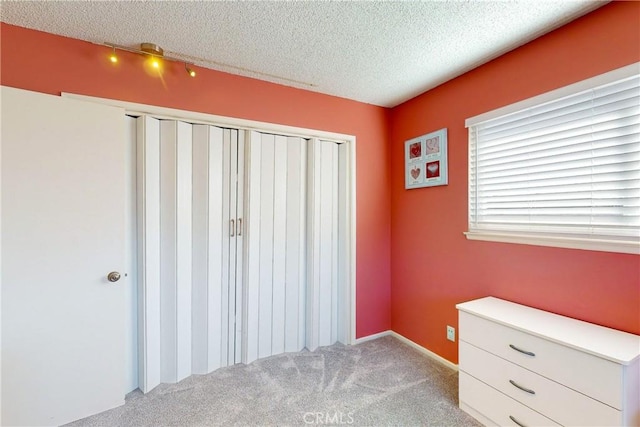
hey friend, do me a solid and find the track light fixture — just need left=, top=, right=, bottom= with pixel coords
left=185, top=63, right=196, bottom=77
left=105, top=42, right=196, bottom=78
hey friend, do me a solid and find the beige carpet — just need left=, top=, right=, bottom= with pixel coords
left=66, top=336, right=481, bottom=426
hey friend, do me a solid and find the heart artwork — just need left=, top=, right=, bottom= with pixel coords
left=426, top=161, right=440, bottom=178
left=410, top=167, right=421, bottom=180
left=409, top=142, right=421, bottom=159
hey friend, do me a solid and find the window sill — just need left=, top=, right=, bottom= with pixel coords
left=464, top=231, right=639, bottom=255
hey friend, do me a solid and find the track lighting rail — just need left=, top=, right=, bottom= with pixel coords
left=104, top=42, right=196, bottom=77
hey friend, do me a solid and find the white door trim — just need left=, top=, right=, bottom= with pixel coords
left=61, top=93, right=356, bottom=144
left=61, top=92, right=358, bottom=347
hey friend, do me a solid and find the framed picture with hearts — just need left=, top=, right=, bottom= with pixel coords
left=405, top=128, right=448, bottom=189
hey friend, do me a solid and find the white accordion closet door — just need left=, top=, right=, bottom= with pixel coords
left=138, top=119, right=242, bottom=392
left=192, top=126, right=244, bottom=374
left=137, top=119, right=351, bottom=390
left=244, top=131, right=308, bottom=364
left=138, top=117, right=194, bottom=391
left=306, top=139, right=341, bottom=352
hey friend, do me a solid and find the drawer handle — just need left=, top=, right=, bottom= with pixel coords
left=509, top=415, right=527, bottom=427
left=509, top=344, right=535, bottom=357
left=509, top=379, right=536, bottom=395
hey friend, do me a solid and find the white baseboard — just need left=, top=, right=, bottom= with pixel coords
left=353, top=330, right=392, bottom=344
left=390, top=331, right=458, bottom=371
left=352, top=330, right=458, bottom=371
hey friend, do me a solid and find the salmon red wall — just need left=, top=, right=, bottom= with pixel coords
left=390, top=1, right=640, bottom=363
left=0, top=22, right=392, bottom=338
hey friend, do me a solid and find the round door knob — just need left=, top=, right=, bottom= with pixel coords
left=107, top=271, right=121, bottom=282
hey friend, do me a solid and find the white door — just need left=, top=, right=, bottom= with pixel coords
left=1, top=87, right=127, bottom=426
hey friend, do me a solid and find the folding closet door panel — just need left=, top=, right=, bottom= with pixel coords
left=176, top=123, right=194, bottom=380
left=336, top=143, right=352, bottom=345
left=125, top=116, right=139, bottom=394
left=192, top=125, right=224, bottom=374
left=285, top=137, right=307, bottom=353
left=306, top=139, right=321, bottom=352
left=191, top=124, right=207, bottom=374
left=233, top=130, right=245, bottom=364
left=244, top=131, right=262, bottom=364
left=317, top=141, right=338, bottom=346
left=227, top=128, right=243, bottom=364
left=136, top=115, right=162, bottom=393
left=258, top=133, right=275, bottom=360
left=159, top=120, right=193, bottom=384
left=220, top=128, right=233, bottom=367
left=328, top=142, right=339, bottom=344
left=271, top=135, right=288, bottom=356
left=307, top=139, right=340, bottom=351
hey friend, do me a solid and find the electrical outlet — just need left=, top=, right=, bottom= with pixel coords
left=446, top=325, right=456, bottom=342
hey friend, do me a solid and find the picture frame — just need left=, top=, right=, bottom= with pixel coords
left=404, top=128, right=448, bottom=189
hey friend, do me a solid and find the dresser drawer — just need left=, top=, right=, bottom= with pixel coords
left=460, top=341, right=622, bottom=426
left=459, top=311, right=623, bottom=409
left=460, top=371, right=560, bottom=427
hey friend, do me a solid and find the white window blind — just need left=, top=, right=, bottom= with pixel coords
left=467, top=65, right=640, bottom=254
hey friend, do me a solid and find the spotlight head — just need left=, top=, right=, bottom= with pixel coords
left=109, top=46, right=118, bottom=63
left=185, top=64, right=196, bottom=77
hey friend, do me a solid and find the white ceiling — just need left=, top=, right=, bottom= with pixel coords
left=1, top=1, right=606, bottom=107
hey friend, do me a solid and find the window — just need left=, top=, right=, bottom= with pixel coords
left=466, top=64, right=640, bottom=254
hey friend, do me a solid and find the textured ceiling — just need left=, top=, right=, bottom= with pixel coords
left=1, top=1, right=605, bottom=107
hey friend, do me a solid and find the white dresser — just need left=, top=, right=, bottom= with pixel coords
left=456, top=297, right=640, bottom=426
